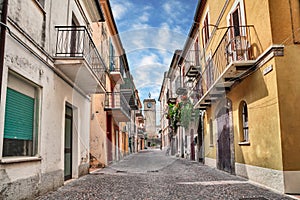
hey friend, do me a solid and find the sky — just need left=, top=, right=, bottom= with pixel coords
left=110, top=0, right=198, bottom=120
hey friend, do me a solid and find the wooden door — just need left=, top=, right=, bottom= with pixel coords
left=217, top=107, right=232, bottom=173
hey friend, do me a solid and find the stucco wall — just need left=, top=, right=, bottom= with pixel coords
left=0, top=33, right=91, bottom=198
left=276, top=45, right=300, bottom=171
left=90, top=94, right=107, bottom=167
left=229, top=60, right=283, bottom=170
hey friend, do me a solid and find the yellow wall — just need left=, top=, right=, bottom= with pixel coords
left=229, top=60, right=283, bottom=170
left=199, top=0, right=299, bottom=171
left=203, top=108, right=216, bottom=159
left=268, top=0, right=294, bottom=45
left=276, top=45, right=300, bottom=171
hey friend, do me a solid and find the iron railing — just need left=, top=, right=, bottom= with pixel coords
left=109, top=56, right=124, bottom=74
left=121, top=77, right=134, bottom=90
left=105, top=92, right=131, bottom=118
left=194, top=25, right=262, bottom=101
left=138, top=127, right=145, bottom=134
left=120, top=77, right=138, bottom=109
left=184, top=50, right=203, bottom=75
left=55, top=26, right=106, bottom=85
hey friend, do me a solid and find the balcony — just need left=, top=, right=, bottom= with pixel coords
left=137, top=127, right=145, bottom=139
left=104, top=92, right=131, bottom=122
left=121, top=78, right=139, bottom=110
left=185, top=50, right=202, bottom=78
left=194, top=25, right=264, bottom=110
left=136, top=112, right=144, bottom=123
left=109, top=56, right=125, bottom=84
left=166, top=89, right=176, bottom=104
left=54, top=26, right=106, bottom=94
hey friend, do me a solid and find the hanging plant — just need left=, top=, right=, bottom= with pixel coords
left=180, top=101, right=193, bottom=129
left=167, top=103, right=181, bottom=132
left=180, top=100, right=201, bottom=130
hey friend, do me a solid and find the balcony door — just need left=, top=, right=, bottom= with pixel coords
left=227, top=2, right=248, bottom=62
left=70, top=15, right=79, bottom=56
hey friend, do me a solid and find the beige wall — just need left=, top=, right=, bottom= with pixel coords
left=90, top=94, right=107, bottom=167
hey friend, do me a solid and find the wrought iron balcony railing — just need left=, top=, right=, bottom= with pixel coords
left=185, top=50, right=203, bottom=78
left=55, top=26, right=106, bottom=86
left=195, top=25, right=262, bottom=102
left=109, top=56, right=125, bottom=84
left=109, top=56, right=123, bottom=73
left=121, top=77, right=134, bottom=90
left=120, top=77, right=139, bottom=109
left=104, top=92, right=131, bottom=121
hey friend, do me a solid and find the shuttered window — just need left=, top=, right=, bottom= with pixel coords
left=4, top=88, right=35, bottom=141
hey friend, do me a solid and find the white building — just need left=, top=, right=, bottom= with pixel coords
left=0, top=0, right=106, bottom=199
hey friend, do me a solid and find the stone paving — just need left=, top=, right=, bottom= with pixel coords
left=36, top=149, right=296, bottom=200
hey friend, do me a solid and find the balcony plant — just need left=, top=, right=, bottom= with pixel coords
left=180, top=100, right=201, bottom=130
left=167, top=103, right=181, bottom=132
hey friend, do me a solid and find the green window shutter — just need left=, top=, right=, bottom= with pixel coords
left=4, top=88, right=34, bottom=140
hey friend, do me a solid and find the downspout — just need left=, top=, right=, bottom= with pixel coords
left=0, top=0, right=8, bottom=102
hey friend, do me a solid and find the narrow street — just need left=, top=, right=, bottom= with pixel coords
left=36, top=150, right=294, bottom=200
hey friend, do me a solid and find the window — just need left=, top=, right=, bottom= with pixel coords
left=194, top=38, right=201, bottom=67
left=2, top=73, right=40, bottom=157
left=109, top=39, right=115, bottom=71
left=206, top=57, right=214, bottom=90
left=202, top=13, right=210, bottom=48
left=230, top=6, right=241, bottom=37
left=240, top=101, right=249, bottom=143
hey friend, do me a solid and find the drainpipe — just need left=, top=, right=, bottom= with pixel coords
left=0, top=0, right=8, bottom=102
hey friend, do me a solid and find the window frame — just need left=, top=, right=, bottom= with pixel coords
left=2, top=72, right=41, bottom=158
left=202, top=11, right=210, bottom=48
left=205, top=55, right=214, bottom=90
left=239, top=101, right=250, bottom=145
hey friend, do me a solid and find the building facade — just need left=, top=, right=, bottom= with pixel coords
left=89, top=0, right=139, bottom=168
left=0, top=0, right=107, bottom=199
left=178, top=0, right=300, bottom=194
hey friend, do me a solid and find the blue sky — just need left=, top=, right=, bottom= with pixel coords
left=110, top=0, right=198, bottom=108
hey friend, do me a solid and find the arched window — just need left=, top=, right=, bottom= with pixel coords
left=240, top=101, right=249, bottom=142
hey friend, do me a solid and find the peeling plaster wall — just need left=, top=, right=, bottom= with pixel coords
left=0, top=0, right=93, bottom=199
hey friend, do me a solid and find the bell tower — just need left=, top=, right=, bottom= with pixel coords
left=143, top=93, right=156, bottom=145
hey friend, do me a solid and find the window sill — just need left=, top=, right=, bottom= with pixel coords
left=209, top=144, right=214, bottom=147
left=0, top=156, right=42, bottom=164
left=238, top=141, right=250, bottom=146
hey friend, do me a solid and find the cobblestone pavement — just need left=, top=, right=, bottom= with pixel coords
left=36, top=149, right=296, bottom=200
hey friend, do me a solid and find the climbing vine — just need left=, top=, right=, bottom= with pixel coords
left=167, top=100, right=201, bottom=132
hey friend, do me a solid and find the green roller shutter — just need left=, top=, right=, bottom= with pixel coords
left=4, top=88, right=34, bottom=140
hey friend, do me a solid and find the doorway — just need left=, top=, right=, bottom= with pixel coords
left=64, top=104, right=73, bottom=181
left=216, top=99, right=234, bottom=174
left=107, top=115, right=113, bottom=163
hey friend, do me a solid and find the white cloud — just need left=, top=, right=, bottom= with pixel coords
left=110, top=0, right=198, bottom=103
left=111, top=1, right=132, bottom=20
left=139, top=12, right=150, bottom=22
left=139, top=53, right=159, bottom=66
